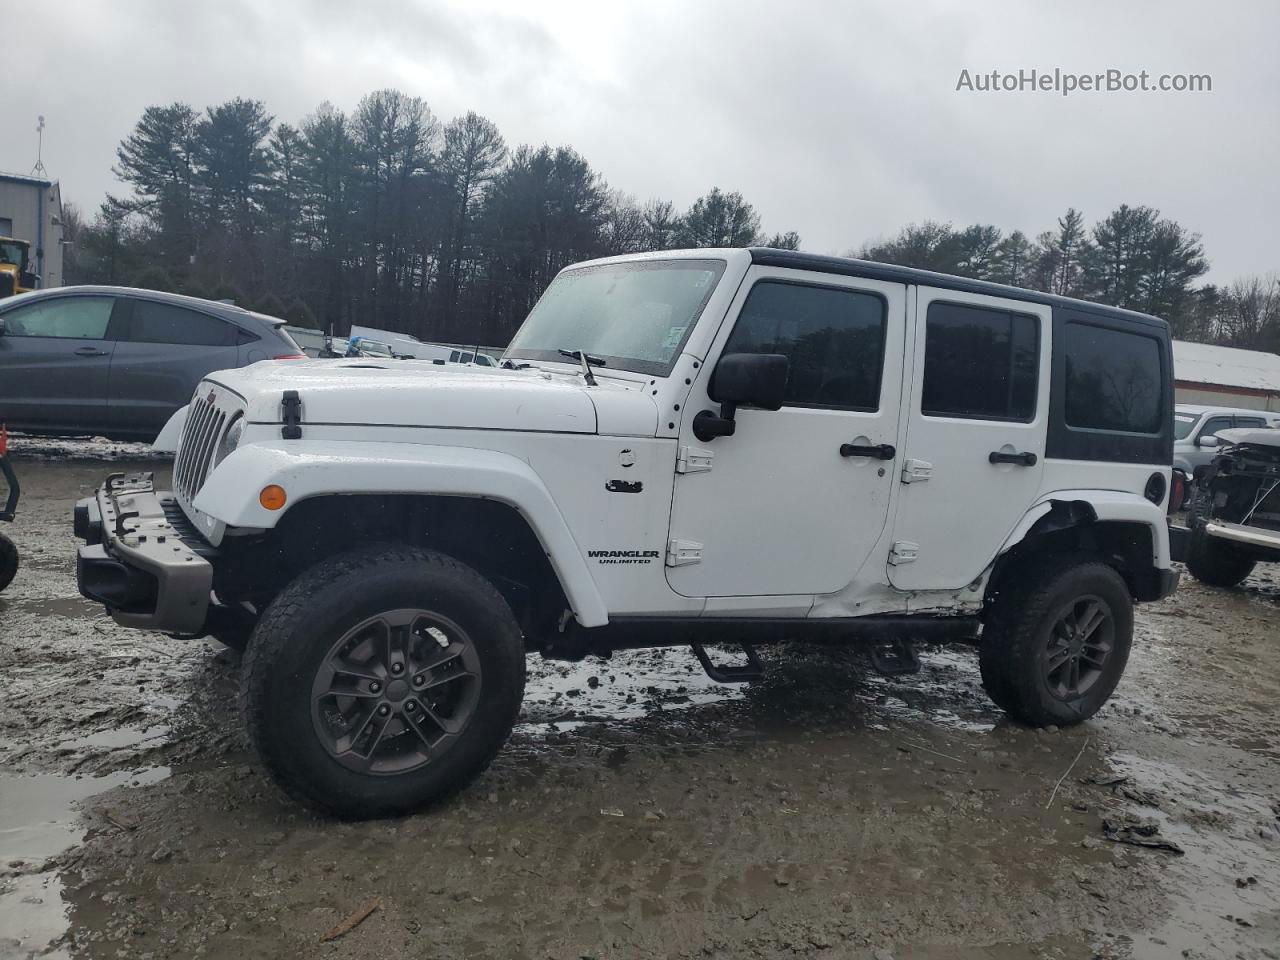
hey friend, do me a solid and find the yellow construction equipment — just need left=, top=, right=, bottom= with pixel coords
left=0, top=236, right=38, bottom=298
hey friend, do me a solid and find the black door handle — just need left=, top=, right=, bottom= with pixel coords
left=74, top=346, right=108, bottom=357
left=840, top=442, right=896, bottom=460
left=989, top=450, right=1038, bottom=466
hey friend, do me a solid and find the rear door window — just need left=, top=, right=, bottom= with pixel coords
left=1234, top=416, right=1266, bottom=429
left=127, top=300, right=236, bottom=346
left=921, top=302, right=1038, bottom=421
left=1, top=296, right=116, bottom=339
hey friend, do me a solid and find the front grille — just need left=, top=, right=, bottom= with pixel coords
left=173, top=395, right=228, bottom=502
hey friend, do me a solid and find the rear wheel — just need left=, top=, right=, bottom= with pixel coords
left=1186, top=525, right=1256, bottom=588
left=980, top=559, right=1133, bottom=726
left=240, top=545, right=525, bottom=818
left=0, top=532, right=17, bottom=593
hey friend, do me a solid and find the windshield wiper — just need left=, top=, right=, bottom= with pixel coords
left=558, top=349, right=605, bottom=386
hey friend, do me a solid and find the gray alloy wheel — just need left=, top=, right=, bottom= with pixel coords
left=310, top=608, right=483, bottom=775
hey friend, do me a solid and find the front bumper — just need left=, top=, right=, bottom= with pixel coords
left=74, top=472, right=215, bottom=634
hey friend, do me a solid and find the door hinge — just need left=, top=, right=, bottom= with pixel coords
left=900, top=459, right=932, bottom=483
left=666, top=538, right=703, bottom=566
left=888, top=540, right=919, bottom=565
left=675, top=446, right=713, bottom=474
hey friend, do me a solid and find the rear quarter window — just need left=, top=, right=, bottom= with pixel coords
left=1063, top=322, right=1163, bottom=434
left=128, top=300, right=235, bottom=347
left=1046, top=311, right=1172, bottom=465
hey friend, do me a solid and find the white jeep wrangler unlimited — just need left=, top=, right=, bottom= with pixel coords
left=74, top=248, right=1179, bottom=818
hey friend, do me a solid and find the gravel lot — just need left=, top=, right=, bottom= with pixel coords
left=1, top=438, right=1278, bottom=960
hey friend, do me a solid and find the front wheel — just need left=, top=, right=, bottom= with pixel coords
left=240, top=545, right=526, bottom=818
left=980, top=559, right=1133, bottom=726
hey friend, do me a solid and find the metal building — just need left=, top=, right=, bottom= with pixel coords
left=1173, top=339, right=1280, bottom=412
left=0, top=171, right=65, bottom=289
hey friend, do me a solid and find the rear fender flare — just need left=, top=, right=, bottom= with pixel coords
left=998, top=489, right=1171, bottom=568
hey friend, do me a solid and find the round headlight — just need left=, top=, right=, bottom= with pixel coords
left=214, top=414, right=244, bottom=467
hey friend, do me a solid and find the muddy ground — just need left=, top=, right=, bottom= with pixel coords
left=1, top=438, right=1278, bottom=960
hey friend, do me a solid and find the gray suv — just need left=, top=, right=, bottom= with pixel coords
left=0, top=287, right=303, bottom=440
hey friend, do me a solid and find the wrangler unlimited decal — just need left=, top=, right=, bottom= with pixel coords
left=588, top=549, right=661, bottom=565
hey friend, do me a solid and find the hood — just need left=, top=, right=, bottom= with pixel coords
left=1216, top=427, right=1280, bottom=450
left=205, top=359, right=659, bottom=437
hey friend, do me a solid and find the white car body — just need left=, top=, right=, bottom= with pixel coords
left=150, top=249, right=1176, bottom=628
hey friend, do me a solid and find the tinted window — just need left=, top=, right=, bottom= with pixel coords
left=129, top=300, right=234, bottom=346
left=1235, top=417, right=1265, bottom=429
left=721, top=281, right=886, bottom=410
left=1200, top=416, right=1233, bottom=438
left=922, top=302, right=1038, bottom=421
left=1, top=296, right=114, bottom=339
left=1063, top=323, right=1162, bottom=433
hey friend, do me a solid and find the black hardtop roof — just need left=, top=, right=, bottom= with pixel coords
left=749, top=248, right=1168, bottom=332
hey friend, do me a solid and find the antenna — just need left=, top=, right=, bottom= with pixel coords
left=31, top=116, right=48, bottom=177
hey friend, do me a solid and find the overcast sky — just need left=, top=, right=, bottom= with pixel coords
left=6, top=0, right=1276, bottom=281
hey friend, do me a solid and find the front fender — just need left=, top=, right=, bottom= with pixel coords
left=999, top=489, right=1172, bottom=568
left=153, top=405, right=188, bottom=453
left=193, top=440, right=610, bottom=627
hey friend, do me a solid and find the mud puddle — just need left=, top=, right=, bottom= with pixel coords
left=0, top=756, right=170, bottom=960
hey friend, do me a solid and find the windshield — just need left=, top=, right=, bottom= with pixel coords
left=505, top=258, right=726, bottom=376
left=1173, top=413, right=1198, bottom=439
left=0, top=241, right=28, bottom=270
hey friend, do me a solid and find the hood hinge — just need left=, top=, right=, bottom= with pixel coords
left=281, top=390, right=303, bottom=439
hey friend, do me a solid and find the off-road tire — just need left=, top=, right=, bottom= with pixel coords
left=980, top=558, right=1133, bottom=727
left=239, top=545, right=525, bottom=819
left=0, top=532, right=17, bottom=593
left=1185, top=525, right=1256, bottom=588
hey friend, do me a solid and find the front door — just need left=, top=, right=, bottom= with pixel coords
left=0, top=294, right=121, bottom=431
left=667, top=268, right=906, bottom=598
left=887, top=288, right=1051, bottom=591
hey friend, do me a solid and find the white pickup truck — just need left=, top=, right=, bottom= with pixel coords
left=74, top=248, right=1179, bottom=818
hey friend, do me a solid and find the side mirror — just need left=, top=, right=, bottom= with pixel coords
left=693, top=353, right=789, bottom=442
left=1197, top=434, right=1220, bottom=448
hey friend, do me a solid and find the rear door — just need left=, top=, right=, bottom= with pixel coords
left=107, top=298, right=241, bottom=435
left=888, top=289, right=1051, bottom=591
left=0, top=294, right=122, bottom=430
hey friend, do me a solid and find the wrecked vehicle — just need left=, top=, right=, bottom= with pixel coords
left=1186, top=428, right=1280, bottom=587
left=72, top=248, right=1179, bottom=818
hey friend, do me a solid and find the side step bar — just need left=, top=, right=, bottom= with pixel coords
left=691, top=642, right=764, bottom=683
